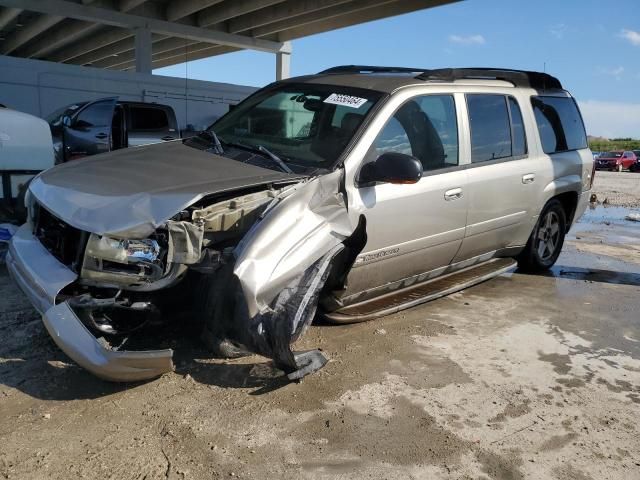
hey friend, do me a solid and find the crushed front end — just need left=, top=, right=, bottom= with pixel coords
left=8, top=171, right=358, bottom=382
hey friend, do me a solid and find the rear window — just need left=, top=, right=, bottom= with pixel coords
left=531, top=96, right=587, bottom=154
left=130, top=106, right=169, bottom=131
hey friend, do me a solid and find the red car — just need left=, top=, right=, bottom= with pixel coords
left=595, top=150, right=638, bottom=172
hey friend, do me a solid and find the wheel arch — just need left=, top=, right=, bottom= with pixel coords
left=542, top=177, right=580, bottom=232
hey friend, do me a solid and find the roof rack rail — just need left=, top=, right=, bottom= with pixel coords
left=319, top=65, right=425, bottom=75
left=416, top=68, right=563, bottom=90
left=318, top=65, right=563, bottom=90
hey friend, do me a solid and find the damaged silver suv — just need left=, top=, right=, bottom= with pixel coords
left=8, top=66, right=594, bottom=382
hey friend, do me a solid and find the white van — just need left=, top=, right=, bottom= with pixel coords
left=0, top=106, right=54, bottom=217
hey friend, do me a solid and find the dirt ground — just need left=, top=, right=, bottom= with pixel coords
left=1, top=173, right=639, bottom=480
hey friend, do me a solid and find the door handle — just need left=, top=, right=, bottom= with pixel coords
left=95, top=133, right=108, bottom=139
left=444, top=188, right=463, bottom=201
left=522, top=173, right=535, bottom=184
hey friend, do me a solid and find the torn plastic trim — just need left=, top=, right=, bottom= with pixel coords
left=202, top=244, right=344, bottom=380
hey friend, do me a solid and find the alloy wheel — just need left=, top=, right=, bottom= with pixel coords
left=536, top=211, right=561, bottom=261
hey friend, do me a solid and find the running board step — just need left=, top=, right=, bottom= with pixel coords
left=324, top=258, right=517, bottom=324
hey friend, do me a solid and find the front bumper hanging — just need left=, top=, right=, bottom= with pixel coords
left=7, top=223, right=174, bottom=382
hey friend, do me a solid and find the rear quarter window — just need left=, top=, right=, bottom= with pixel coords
left=130, top=106, right=170, bottom=131
left=531, top=96, right=587, bottom=154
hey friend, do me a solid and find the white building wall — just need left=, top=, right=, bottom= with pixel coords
left=0, top=55, right=257, bottom=131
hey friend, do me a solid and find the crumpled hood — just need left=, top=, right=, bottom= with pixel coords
left=30, top=141, right=303, bottom=238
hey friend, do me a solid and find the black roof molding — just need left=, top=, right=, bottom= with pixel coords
left=416, top=68, right=563, bottom=90
left=319, top=65, right=426, bottom=75
left=319, top=65, right=563, bottom=90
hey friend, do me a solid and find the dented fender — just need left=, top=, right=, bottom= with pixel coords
left=233, top=170, right=356, bottom=317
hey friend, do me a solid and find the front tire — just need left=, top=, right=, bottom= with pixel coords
left=517, top=199, right=566, bottom=272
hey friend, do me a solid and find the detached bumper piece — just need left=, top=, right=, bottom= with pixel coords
left=6, top=224, right=174, bottom=382
left=44, top=302, right=173, bottom=382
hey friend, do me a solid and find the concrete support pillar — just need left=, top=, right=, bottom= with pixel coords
left=276, top=42, right=291, bottom=81
left=134, top=27, right=152, bottom=74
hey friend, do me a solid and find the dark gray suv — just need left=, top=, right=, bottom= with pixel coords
left=47, top=98, right=179, bottom=163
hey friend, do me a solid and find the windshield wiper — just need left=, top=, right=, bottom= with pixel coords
left=222, top=140, right=293, bottom=174
left=256, top=145, right=293, bottom=174
left=200, top=130, right=224, bottom=154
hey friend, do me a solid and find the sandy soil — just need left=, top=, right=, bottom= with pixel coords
left=591, top=171, right=640, bottom=208
left=0, top=203, right=639, bottom=479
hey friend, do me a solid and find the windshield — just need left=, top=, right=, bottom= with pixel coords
left=601, top=152, right=622, bottom=158
left=210, top=84, right=384, bottom=167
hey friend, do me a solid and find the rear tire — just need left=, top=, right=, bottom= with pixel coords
left=517, top=199, right=566, bottom=272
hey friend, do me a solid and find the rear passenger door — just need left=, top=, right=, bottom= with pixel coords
left=127, top=105, right=177, bottom=147
left=453, top=94, right=539, bottom=262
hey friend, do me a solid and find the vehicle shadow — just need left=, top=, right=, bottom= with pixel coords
left=0, top=353, right=135, bottom=401
left=524, top=265, right=640, bottom=288
left=0, top=312, right=293, bottom=401
left=174, top=352, right=292, bottom=395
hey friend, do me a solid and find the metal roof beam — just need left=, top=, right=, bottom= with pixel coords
left=139, top=0, right=457, bottom=71
left=15, top=0, right=116, bottom=58
left=16, top=19, right=100, bottom=58
left=250, top=0, right=394, bottom=37
left=197, top=0, right=285, bottom=27
left=0, top=0, right=288, bottom=52
left=1, top=13, right=64, bottom=54
left=118, top=0, right=147, bottom=11
left=42, top=0, right=154, bottom=61
left=276, top=0, right=458, bottom=41
left=117, top=43, right=238, bottom=70
left=49, top=27, right=133, bottom=62
left=92, top=36, right=200, bottom=68
left=0, top=6, right=21, bottom=30
left=166, top=0, right=224, bottom=22
left=227, top=0, right=352, bottom=33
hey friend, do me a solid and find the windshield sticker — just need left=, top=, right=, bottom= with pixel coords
left=324, top=93, right=368, bottom=109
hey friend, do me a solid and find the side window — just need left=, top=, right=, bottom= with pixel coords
left=508, top=97, right=527, bottom=157
left=531, top=96, right=587, bottom=154
left=373, top=94, right=458, bottom=172
left=130, top=107, right=170, bottom=131
left=467, top=94, right=512, bottom=163
left=74, top=101, right=114, bottom=128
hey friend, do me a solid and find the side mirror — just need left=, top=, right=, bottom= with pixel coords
left=62, top=115, right=72, bottom=127
left=357, top=151, right=423, bottom=187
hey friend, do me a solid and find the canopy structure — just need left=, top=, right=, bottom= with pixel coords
left=0, top=0, right=459, bottom=79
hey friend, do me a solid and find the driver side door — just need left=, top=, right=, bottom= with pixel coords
left=343, top=94, right=468, bottom=300
left=63, top=98, right=117, bottom=161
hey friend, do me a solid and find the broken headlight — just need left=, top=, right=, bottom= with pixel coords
left=80, top=234, right=169, bottom=289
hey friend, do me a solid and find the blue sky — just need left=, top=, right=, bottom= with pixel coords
left=156, top=0, right=640, bottom=138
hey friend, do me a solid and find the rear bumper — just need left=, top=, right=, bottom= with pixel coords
left=6, top=224, right=173, bottom=382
